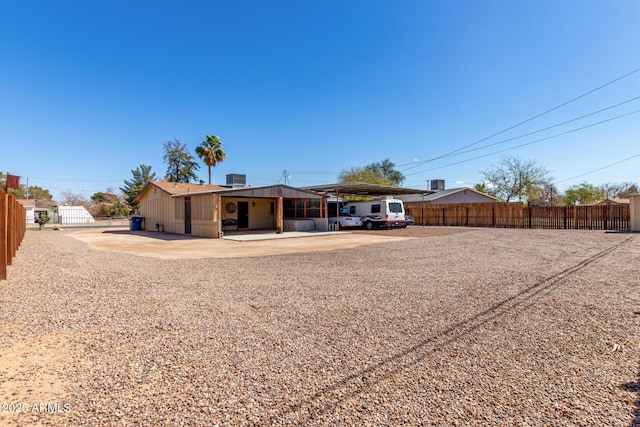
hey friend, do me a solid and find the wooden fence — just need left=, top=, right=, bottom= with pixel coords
left=405, top=202, right=630, bottom=231
left=1, top=188, right=27, bottom=280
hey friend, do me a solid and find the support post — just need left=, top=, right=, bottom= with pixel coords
left=276, top=197, right=284, bottom=234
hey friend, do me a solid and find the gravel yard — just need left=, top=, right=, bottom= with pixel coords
left=1, top=227, right=639, bottom=426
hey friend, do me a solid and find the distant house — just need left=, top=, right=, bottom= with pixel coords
left=597, top=198, right=630, bottom=206
left=17, top=199, right=35, bottom=225
left=398, top=187, right=501, bottom=206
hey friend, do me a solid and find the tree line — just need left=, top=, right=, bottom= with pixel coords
left=4, top=141, right=634, bottom=217
left=1, top=134, right=227, bottom=216
left=335, top=156, right=637, bottom=206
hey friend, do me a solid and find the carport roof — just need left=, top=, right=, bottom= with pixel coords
left=171, top=184, right=325, bottom=199
left=302, top=182, right=426, bottom=197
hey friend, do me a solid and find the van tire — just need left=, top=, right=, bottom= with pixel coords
left=364, top=221, right=374, bottom=230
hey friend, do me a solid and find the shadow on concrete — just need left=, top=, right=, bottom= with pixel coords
left=101, top=230, right=204, bottom=241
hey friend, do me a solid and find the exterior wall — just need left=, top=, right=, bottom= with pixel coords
left=630, top=194, right=640, bottom=231
left=24, top=207, right=35, bottom=225
left=190, top=194, right=219, bottom=238
left=428, top=190, right=497, bottom=204
left=138, top=186, right=177, bottom=233
left=221, top=197, right=276, bottom=231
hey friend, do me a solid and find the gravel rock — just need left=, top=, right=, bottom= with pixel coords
left=1, top=228, right=639, bottom=426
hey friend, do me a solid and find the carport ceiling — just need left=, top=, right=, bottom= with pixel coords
left=302, top=182, right=426, bottom=197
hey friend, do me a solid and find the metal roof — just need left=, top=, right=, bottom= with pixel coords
left=397, top=187, right=501, bottom=203
left=301, top=182, right=426, bottom=197
left=171, top=184, right=325, bottom=199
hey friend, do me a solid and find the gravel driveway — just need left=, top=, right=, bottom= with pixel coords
left=1, top=228, right=639, bottom=426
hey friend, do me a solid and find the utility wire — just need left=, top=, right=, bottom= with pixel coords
left=399, top=66, right=640, bottom=170
left=404, top=108, right=640, bottom=177
left=441, top=106, right=640, bottom=159
left=401, top=95, right=640, bottom=171
left=553, top=153, right=640, bottom=184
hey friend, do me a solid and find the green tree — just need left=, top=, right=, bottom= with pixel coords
left=562, top=182, right=606, bottom=206
left=90, top=189, right=125, bottom=216
left=195, top=134, right=226, bottom=185
left=163, top=139, right=200, bottom=183
left=479, top=156, right=552, bottom=202
left=106, top=200, right=131, bottom=217
left=339, top=158, right=405, bottom=186
left=28, top=186, right=56, bottom=208
left=120, top=164, right=157, bottom=210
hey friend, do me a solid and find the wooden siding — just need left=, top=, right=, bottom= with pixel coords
left=405, top=202, right=630, bottom=230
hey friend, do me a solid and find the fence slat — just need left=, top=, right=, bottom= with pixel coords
left=406, top=202, right=630, bottom=231
left=1, top=189, right=28, bottom=281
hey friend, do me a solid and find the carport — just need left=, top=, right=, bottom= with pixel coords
left=302, top=182, right=426, bottom=230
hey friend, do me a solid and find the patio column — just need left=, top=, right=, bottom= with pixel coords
left=216, top=195, right=224, bottom=238
left=276, top=196, right=284, bottom=233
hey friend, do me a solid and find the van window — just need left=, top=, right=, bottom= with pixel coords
left=371, top=204, right=381, bottom=213
left=349, top=206, right=356, bottom=215
left=389, top=202, right=403, bottom=213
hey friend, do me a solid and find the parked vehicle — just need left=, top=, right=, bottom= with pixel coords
left=328, top=207, right=364, bottom=229
left=405, top=215, right=416, bottom=226
left=343, top=197, right=406, bottom=229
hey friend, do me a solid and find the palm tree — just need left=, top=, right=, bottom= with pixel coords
left=195, top=135, right=226, bottom=185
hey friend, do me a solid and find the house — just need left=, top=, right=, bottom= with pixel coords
left=397, top=187, right=501, bottom=206
left=135, top=181, right=329, bottom=238
left=17, top=199, right=35, bottom=225
left=597, top=198, right=630, bottom=206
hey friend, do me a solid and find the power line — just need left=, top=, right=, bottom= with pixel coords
left=553, top=153, right=640, bottom=185
left=397, top=66, right=640, bottom=171
left=401, top=94, right=640, bottom=171
left=404, top=108, right=640, bottom=177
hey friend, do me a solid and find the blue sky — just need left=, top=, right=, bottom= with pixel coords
left=1, top=1, right=639, bottom=201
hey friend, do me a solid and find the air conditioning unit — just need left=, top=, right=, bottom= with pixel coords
left=226, top=174, right=247, bottom=188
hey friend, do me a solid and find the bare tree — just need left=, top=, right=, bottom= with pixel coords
left=60, top=189, right=88, bottom=206
left=480, top=156, right=552, bottom=203
left=600, top=182, right=639, bottom=199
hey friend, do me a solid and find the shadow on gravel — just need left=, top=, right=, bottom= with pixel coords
left=267, top=233, right=639, bottom=424
left=620, top=378, right=640, bottom=426
left=101, top=230, right=204, bottom=241
left=605, top=230, right=640, bottom=235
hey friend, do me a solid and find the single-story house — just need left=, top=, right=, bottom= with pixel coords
left=397, top=187, right=501, bottom=206
left=136, top=181, right=329, bottom=238
left=597, top=198, right=630, bottom=206
left=17, top=199, right=35, bottom=225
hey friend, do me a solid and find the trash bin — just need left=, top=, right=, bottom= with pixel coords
left=130, top=216, right=144, bottom=231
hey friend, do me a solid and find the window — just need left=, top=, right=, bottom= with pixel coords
left=284, top=199, right=295, bottom=217
left=389, top=202, right=403, bottom=213
left=306, top=199, right=321, bottom=218
left=371, top=204, right=381, bottom=213
left=349, top=206, right=356, bottom=215
left=284, top=198, right=322, bottom=218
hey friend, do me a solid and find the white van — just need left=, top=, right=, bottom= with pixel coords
left=343, top=197, right=406, bottom=230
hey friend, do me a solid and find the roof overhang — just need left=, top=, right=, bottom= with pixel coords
left=301, top=182, right=426, bottom=197
left=171, top=184, right=326, bottom=199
